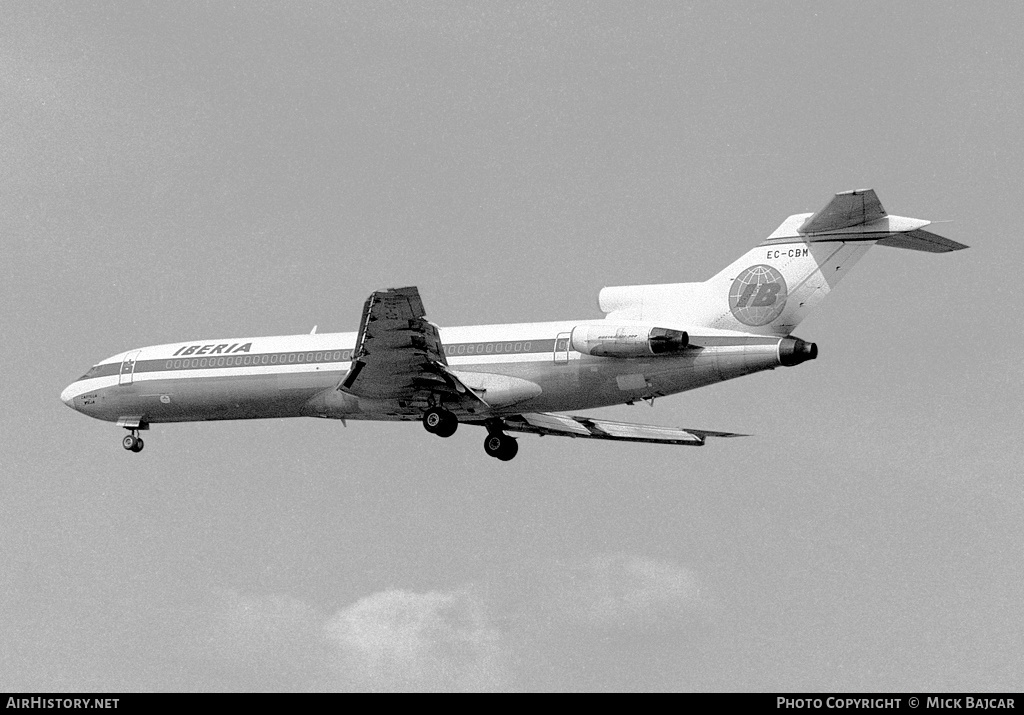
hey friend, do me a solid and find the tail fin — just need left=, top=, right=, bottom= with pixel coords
left=600, top=189, right=968, bottom=336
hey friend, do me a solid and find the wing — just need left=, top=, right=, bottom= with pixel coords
left=339, top=286, right=486, bottom=409
left=496, top=412, right=747, bottom=446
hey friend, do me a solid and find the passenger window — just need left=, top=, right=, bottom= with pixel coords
left=486, top=344, right=493, bottom=353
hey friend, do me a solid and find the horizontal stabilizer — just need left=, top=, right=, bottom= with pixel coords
left=800, top=188, right=886, bottom=234
left=498, top=412, right=747, bottom=446
left=876, top=228, right=968, bottom=253
left=763, top=189, right=968, bottom=252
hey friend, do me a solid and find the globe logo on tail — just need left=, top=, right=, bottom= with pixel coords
left=729, top=265, right=787, bottom=326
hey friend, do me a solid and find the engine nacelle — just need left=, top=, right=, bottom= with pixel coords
left=570, top=325, right=688, bottom=358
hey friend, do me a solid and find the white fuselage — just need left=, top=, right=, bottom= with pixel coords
left=60, top=318, right=790, bottom=426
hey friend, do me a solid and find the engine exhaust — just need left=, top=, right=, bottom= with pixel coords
left=779, top=337, right=818, bottom=366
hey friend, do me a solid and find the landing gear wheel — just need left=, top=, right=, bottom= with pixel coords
left=484, top=432, right=518, bottom=461
left=423, top=407, right=458, bottom=438
left=122, top=431, right=145, bottom=453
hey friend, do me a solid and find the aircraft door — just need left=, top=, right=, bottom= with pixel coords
left=119, top=351, right=141, bottom=386
left=554, top=332, right=571, bottom=365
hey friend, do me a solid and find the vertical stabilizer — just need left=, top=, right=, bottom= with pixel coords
left=600, top=190, right=967, bottom=335
left=703, top=238, right=875, bottom=335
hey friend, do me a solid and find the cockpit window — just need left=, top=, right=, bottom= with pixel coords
left=78, top=365, right=102, bottom=380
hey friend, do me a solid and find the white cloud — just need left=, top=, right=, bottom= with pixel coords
left=189, top=553, right=704, bottom=690
left=323, top=588, right=510, bottom=692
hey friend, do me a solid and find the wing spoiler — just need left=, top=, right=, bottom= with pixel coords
left=338, top=286, right=489, bottom=409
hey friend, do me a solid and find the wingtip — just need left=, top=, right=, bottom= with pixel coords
left=686, top=429, right=750, bottom=439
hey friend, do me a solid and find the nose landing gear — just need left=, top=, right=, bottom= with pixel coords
left=117, top=418, right=148, bottom=454
left=122, top=432, right=144, bottom=453
left=422, top=407, right=458, bottom=438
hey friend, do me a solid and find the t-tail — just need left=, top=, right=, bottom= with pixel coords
left=600, top=189, right=968, bottom=338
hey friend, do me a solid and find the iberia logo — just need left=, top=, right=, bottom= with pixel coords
left=728, top=265, right=787, bottom=326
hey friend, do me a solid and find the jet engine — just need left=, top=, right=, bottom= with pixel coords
left=570, top=325, right=688, bottom=358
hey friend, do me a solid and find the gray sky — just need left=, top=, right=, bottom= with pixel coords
left=2, top=1, right=1022, bottom=692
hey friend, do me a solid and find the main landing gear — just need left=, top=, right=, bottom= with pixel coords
left=423, top=408, right=518, bottom=460
left=422, top=407, right=458, bottom=438
left=484, top=430, right=518, bottom=461
left=122, top=431, right=144, bottom=453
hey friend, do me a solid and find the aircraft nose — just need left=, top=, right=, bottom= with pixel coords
left=60, top=384, right=77, bottom=410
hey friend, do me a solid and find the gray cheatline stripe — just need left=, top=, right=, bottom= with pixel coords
left=148, top=340, right=558, bottom=372
left=759, top=234, right=887, bottom=247
left=80, top=339, right=563, bottom=381
left=688, top=336, right=781, bottom=347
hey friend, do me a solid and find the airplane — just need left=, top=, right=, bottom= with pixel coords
left=60, top=189, right=967, bottom=460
